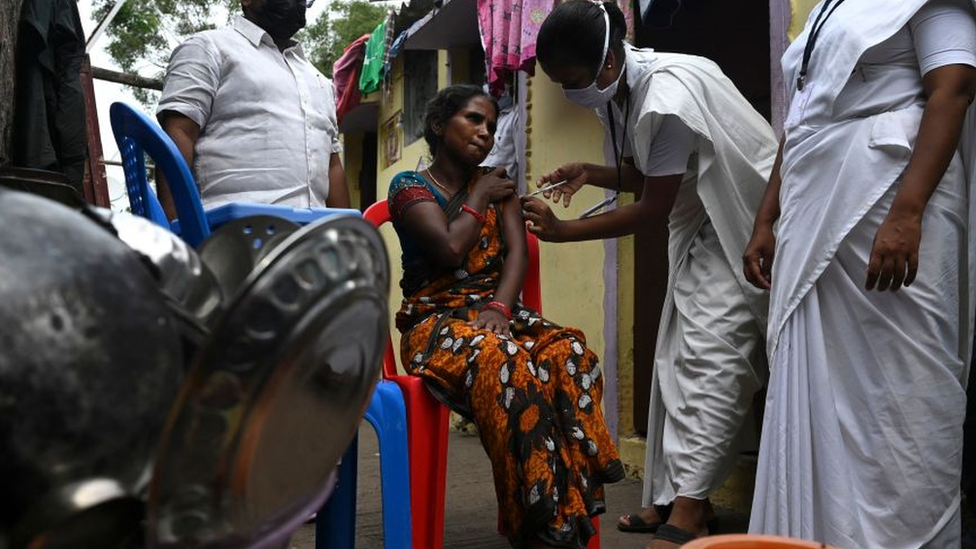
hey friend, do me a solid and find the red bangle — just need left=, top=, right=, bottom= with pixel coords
left=484, top=300, right=512, bottom=320
left=461, top=204, right=486, bottom=224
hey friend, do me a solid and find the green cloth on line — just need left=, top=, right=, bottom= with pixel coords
left=359, top=19, right=387, bottom=94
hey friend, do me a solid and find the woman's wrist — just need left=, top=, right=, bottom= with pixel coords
left=578, top=162, right=596, bottom=184
left=752, top=217, right=776, bottom=234
left=484, top=300, right=513, bottom=320
left=547, top=218, right=574, bottom=242
left=461, top=204, right=486, bottom=224
left=754, top=206, right=780, bottom=229
left=889, top=188, right=927, bottom=219
left=887, top=203, right=925, bottom=222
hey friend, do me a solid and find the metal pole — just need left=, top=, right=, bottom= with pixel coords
left=91, top=66, right=164, bottom=90
left=86, top=0, right=132, bottom=53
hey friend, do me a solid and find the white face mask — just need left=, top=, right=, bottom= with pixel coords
left=562, top=5, right=622, bottom=109
left=562, top=62, right=624, bottom=109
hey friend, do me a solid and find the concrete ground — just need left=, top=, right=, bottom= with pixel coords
left=288, top=427, right=749, bottom=549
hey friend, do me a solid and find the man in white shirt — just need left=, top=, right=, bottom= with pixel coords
left=156, top=0, right=350, bottom=212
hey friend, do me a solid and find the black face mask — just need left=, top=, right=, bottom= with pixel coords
left=252, top=0, right=307, bottom=42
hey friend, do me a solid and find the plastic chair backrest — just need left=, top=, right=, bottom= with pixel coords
left=363, top=201, right=399, bottom=380
left=363, top=200, right=543, bottom=378
left=109, top=102, right=210, bottom=247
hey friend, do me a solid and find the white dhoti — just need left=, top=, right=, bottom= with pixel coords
left=643, top=220, right=765, bottom=505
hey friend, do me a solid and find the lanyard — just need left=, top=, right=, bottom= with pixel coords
left=607, top=97, right=629, bottom=193
left=797, top=0, right=847, bottom=91
left=581, top=97, right=630, bottom=219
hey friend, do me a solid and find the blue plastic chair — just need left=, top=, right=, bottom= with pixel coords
left=318, top=380, right=413, bottom=549
left=110, top=102, right=209, bottom=245
left=108, top=102, right=358, bottom=247
left=108, top=101, right=411, bottom=547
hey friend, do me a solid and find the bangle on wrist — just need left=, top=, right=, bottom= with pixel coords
left=461, top=204, right=486, bottom=224
left=484, top=300, right=512, bottom=320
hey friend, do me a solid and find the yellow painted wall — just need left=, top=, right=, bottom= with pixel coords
left=790, top=0, right=821, bottom=38
left=523, top=75, right=609, bottom=371
left=614, top=196, right=636, bottom=437
left=614, top=193, right=643, bottom=476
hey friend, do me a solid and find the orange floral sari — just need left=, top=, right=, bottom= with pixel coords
left=389, top=170, right=623, bottom=549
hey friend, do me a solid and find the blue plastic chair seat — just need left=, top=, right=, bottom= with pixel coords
left=169, top=203, right=361, bottom=234
left=204, top=204, right=361, bottom=227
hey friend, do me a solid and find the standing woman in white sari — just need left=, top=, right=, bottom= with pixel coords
left=744, top=1, right=976, bottom=547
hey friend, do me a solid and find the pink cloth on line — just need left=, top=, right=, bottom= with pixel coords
left=332, top=33, right=371, bottom=125
left=478, top=0, right=555, bottom=95
left=616, top=0, right=634, bottom=41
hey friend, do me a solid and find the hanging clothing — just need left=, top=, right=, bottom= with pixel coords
left=383, top=30, right=408, bottom=77
left=481, top=97, right=519, bottom=178
left=616, top=0, right=636, bottom=42
left=359, top=18, right=388, bottom=95
left=751, top=1, right=976, bottom=547
left=379, top=12, right=395, bottom=85
left=13, top=0, right=87, bottom=194
left=594, top=45, right=776, bottom=506
left=332, top=34, right=370, bottom=125
left=477, top=0, right=554, bottom=95
left=388, top=171, right=623, bottom=549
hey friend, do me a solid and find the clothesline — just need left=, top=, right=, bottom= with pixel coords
left=335, top=0, right=634, bottom=100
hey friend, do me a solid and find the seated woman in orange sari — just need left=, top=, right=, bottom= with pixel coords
left=388, top=84, right=623, bottom=549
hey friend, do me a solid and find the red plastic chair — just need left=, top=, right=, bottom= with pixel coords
left=364, top=200, right=600, bottom=549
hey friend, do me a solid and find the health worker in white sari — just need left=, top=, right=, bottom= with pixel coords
left=744, top=1, right=976, bottom=547
left=521, top=1, right=777, bottom=546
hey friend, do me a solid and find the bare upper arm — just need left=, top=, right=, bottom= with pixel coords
left=636, top=172, right=684, bottom=217
left=499, top=194, right=527, bottom=258
left=160, top=111, right=201, bottom=140
left=922, top=63, right=976, bottom=101
left=398, top=200, right=460, bottom=266
left=159, top=111, right=201, bottom=169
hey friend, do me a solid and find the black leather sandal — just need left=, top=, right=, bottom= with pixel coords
left=649, top=524, right=698, bottom=546
left=616, top=513, right=662, bottom=533
left=616, top=504, right=673, bottom=533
